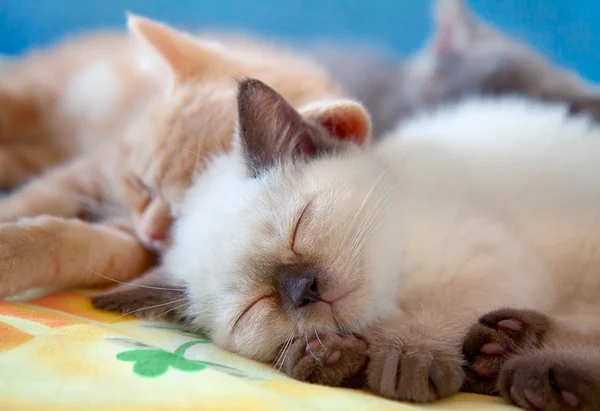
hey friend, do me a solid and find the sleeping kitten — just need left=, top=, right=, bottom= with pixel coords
left=308, top=0, right=600, bottom=137
left=0, top=15, right=342, bottom=298
left=95, top=78, right=600, bottom=410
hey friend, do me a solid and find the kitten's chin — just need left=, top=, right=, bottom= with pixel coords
left=138, top=233, right=171, bottom=252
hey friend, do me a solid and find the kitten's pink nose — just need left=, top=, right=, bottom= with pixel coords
left=147, top=230, right=166, bottom=241
left=277, top=265, right=321, bottom=309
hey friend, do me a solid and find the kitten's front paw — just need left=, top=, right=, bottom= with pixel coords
left=282, top=334, right=368, bottom=387
left=367, top=336, right=465, bottom=402
left=462, top=308, right=549, bottom=394
left=499, top=351, right=600, bottom=410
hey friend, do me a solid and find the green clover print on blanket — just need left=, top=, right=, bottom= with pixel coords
left=112, top=334, right=262, bottom=380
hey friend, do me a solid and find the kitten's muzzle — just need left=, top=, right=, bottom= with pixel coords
left=277, top=265, right=321, bottom=309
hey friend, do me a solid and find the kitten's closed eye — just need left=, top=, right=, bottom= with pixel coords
left=125, top=174, right=153, bottom=211
left=290, top=200, right=311, bottom=256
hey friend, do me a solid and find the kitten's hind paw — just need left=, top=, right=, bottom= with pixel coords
left=499, top=350, right=600, bottom=410
left=462, top=308, right=550, bottom=394
left=281, top=334, right=368, bottom=388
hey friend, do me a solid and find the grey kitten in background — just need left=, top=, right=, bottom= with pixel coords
left=308, top=0, right=600, bottom=137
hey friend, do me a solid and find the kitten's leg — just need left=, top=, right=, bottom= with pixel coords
left=499, top=348, right=600, bottom=411
left=0, top=143, right=66, bottom=189
left=281, top=334, right=368, bottom=388
left=0, top=153, right=102, bottom=222
left=91, top=266, right=188, bottom=323
left=365, top=308, right=468, bottom=402
left=0, top=216, right=156, bottom=297
left=365, top=230, right=552, bottom=402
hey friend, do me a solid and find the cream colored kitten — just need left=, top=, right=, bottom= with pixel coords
left=95, top=81, right=600, bottom=408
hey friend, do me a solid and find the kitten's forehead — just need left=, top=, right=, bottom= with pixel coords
left=260, top=152, right=389, bottom=230
left=125, top=81, right=237, bottom=199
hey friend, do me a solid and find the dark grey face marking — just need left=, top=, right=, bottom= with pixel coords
left=277, top=265, right=322, bottom=311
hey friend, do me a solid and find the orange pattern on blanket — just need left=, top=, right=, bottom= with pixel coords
left=0, top=300, right=81, bottom=328
left=27, top=291, right=133, bottom=324
left=0, top=322, right=33, bottom=351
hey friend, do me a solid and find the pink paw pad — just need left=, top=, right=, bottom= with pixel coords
left=561, top=390, right=580, bottom=408
left=305, top=339, right=321, bottom=354
left=524, top=388, right=547, bottom=409
left=497, top=319, right=522, bottom=332
left=480, top=342, right=505, bottom=355
left=325, top=350, right=342, bottom=365
left=304, top=335, right=367, bottom=366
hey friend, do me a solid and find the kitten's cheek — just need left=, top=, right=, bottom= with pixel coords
left=147, top=236, right=171, bottom=252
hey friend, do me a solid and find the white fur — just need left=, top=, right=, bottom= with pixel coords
left=62, top=61, right=121, bottom=121
left=165, top=94, right=600, bottom=364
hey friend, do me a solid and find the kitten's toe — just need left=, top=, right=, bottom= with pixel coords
left=462, top=308, right=550, bottom=394
left=499, top=351, right=600, bottom=411
left=282, top=334, right=368, bottom=387
left=367, top=341, right=464, bottom=402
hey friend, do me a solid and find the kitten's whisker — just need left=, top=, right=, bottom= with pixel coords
left=278, top=338, right=294, bottom=372
left=315, top=328, right=325, bottom=350
left=273, top=343, right=285, bottom=369
left=305, top=333, right=323, bottom=365
left=340, top=169, right=388, bottom=254
left=87, top=268, right=184, bottom=291
left=348, top=191, right=387, bottom=253
left=152, top=301, right=191, bottom=321
left=108, top=298, right=188, bottom=323
left=273, top=335, right=293, bottom=370
left=275, top=336, right=294, bottom=371
left=184, top=148, right=212, bottom=164
left=347, top=197, right=387, bottom=267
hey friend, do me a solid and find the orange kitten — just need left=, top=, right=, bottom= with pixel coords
left=0, top=15, right=343, bottom=298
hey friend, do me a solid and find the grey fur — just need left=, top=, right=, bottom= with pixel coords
left=304, top=0, right=600, bottom=138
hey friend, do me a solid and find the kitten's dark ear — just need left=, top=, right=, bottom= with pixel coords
left=91, top=266, right=188, bottom=323
left=565, top=94, right=600, bottom=120
left=433, top=0, right=479, bottom=55
left=237, top=79, right=313, bottom=176
left=236, top=78, right=371, bottom=176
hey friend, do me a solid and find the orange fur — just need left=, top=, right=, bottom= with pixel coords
left=0, top=32, right=161, bottom=188
left=0, top=15, right=342, bottom=297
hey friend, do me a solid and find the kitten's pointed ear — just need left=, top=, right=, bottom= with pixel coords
left=236, top=79, right=317, bottom=176
left=236, top=79, right=372, bottom=176
left=91, top=266, right=188, bottom=323
left=127, top=13, right=229, bottom=84
left=432, top=0, right=478, bottom=55
left=300, top=100, right=372, bottom=146
left=565, top=93, right=600, bottom=120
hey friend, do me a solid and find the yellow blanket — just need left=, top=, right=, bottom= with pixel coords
left=0, top=291, right=518, bottom=411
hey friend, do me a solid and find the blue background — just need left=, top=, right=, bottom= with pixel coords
left=1, top=1, right=598, bottom=82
